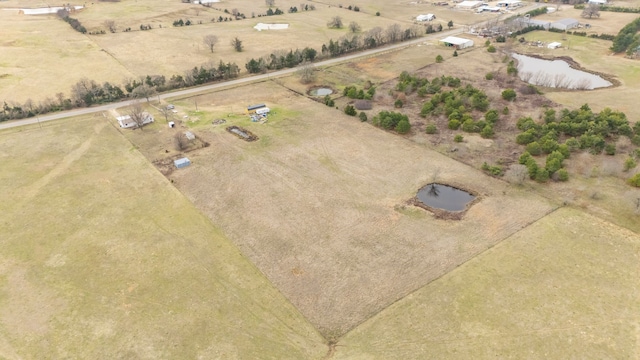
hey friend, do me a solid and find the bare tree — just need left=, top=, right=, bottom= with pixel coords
left=131, top=84, right=156, bottom=102
left=103, top=20, right=117, bottom=33
left=231, top=37, right=243, bottom=52
left=327, top=16, right=343, bottom=29
left=385, top=23, right=403, bottom=43
left=203, top=34, right=219, bottom=53
left=581, top=3, right=600, bottom=18
left=505, top=164, right=528, bottom=185
left=296, top=62, right=315, bottom=84
left=366, top=26, right=385, bottom=46
left=128, top=101, right=148, bottom=130
left=348, top=21, right=361, bottom=33
left=265, top=0, right=275, bottom=7
left=174, top=132, right=187, bottom=150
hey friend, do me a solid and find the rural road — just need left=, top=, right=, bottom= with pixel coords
left=0, top=8, right=540, bottom=131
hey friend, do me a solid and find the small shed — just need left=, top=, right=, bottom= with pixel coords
left=168, top=121, right=175, bottom=128
left=439, top=36, right=474, bottom=49
left=255, top=107, right=270, bottom=116
left=185, top=131, right=196, bottom=140
left=550, top=18, right=579, bottom=31
left=456, top=1, right=483, bottom=10
left=588, top=0, right=607, bottom=4
left=247, top=104, right=266, bottom=114
left=547, top=42, right=562, bottom=49
left=174, top=157, right=191, bottom=169
left=416, top=14, right=436, bottom=21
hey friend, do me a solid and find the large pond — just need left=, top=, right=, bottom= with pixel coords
left=416, top=183, right=476, bottom=212
left=513, top=54, right=612, bottom=90
left=309, top=87, right=333, bottom=96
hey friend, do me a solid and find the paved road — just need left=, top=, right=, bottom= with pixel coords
left=0, top=8, right=540, bottom=130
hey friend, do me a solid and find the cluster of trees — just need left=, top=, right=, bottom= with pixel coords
left=322, top=24, right=423, bottom=56
left=518, top=150, right=569, bottom=182
left=610, top=17, right=640, bottom=54
left=245, top=47, right=317, bottom=73
left=575, top=3, right=640, bottom=13
left=515, top=105, right=637, bottom=153
left=371, top=111, right=411, bottom=134
left=396, top=72, right=461, bottom=96
left=57, top=10, right=86, bottom=33
left=343, top=85, right=375, bottom=100
left=425, top=23, right=444, bottom=34
left=525, top=7, right=548, bottom=17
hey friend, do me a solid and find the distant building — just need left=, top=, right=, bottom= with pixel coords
left=550, top=18, right=579, bottom=31
left=456, top=1, right=483, bottom=10
left=247, top=104, right=267, bottom=114
left=439, top=36, right=474, bottom=49
left=116, top=112, right=154, bottom=129
left=496, top=0, right=522, bottom=7
left=416, top=14, right=436, bottom=21
left=174, top=157, right=191, bottom=169
left=588, top=0, right=607, bottom=4
left=547, top=42, right=562, bottom=49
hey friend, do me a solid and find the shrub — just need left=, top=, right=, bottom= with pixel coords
left=501, top=89, right=516, bottom=101
left=448, top=119, right=461, bottom=130
left=394, top=99, right=404, bottom=108
left=436, top=54, right=444, bottom=63
left=395, top=119, right=411, bottom=134
left=480, top=125, right=494, bottom=138
left=485, top=72, right=494, bottom=80
left=526, top=141, right=542, bottom=156
left=359, top=112, right=368, bottom=122
left=344, top=104, right=357, bottom=116
left=487, top=45, right=496, bottom=53
left=484, top=40, right=491, bottom=47
left=453, top=50, right=458, bottom=57
left=605, top=143, right=616, bottom=155
left=525, top=158, right=539, bottom=179
left=502, top=106, right=509, bottom=115
left=454, top=134, right=464, bottom=142
left=425, top=124, right=437, bottom=134
left=376, top=11, right=380, bottom=16
left=556, top=168, right=569, bottom=181
left=535, top=168, right=550, bottom=183
left=628, top=173, right=640, bottom=187
left=496, top=35, right=506, bottom=43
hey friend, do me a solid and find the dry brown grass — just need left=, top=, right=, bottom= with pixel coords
left=127, top=80, right=556, bottom=339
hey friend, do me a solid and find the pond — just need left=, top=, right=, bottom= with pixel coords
left=416, top=183, right=476, bottom=212
left=512, top=53, right=612, bottom=90
left=309, top=87, right=333, bottom=96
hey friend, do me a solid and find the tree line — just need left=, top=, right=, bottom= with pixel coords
left=0, top=61, right=240, bottom=121
left=610, top=17, right=640, bottom=54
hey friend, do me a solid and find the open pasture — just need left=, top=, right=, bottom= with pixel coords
left=128, top=80, right=557, bottom=338
left=337, top=207, right=640, bottom=358
left=0, top=115, right=325, bottom=359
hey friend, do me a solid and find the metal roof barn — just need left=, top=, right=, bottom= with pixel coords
left=174, top=158, right=191, bottom=169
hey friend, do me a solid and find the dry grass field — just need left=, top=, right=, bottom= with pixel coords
left=0, top=116, right=326, bottom=359
left=125, top=80, right=557, bottom=338
left=2, top=0, right=640, bottom=358
left=337, top=207, right=640, bottom=358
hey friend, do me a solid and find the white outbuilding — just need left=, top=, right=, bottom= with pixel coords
left=439, top=36, right=474, bottom=49
left=416, top=14, right=436, bottom=21
left=456, top=1, right=483, bottom=9
left=547, top=42, right=562, bottom=49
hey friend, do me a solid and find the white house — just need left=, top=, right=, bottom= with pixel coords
left=440, top=36, right=474, bottom=49
left=116, top=112, right=154, bottom=129
left=456, top=0, right=483, bottom=10
left=550, top=18, right=580, bottom=31
left=416, top=14, right=436, bottom=21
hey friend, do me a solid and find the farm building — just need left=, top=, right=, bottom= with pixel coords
left=439, top=36, right=474, bottom=49
left=456, top=1, right=483, bottom=10
left=255, top=107, right=270, bottom=116
left=588, top=0, right=607, bottom=4
left=550, top=18, right=579, bottom=31
left=496, top=0, right=522, bottom=7
left=416, top=14, right=436, bottom=21
left=174, top=157, right=191, bottom=169
left=477, top=6, right=501, bottom=12
left=116, top=113, right=154, bottom=129
left=547, top=42, right=562, bottom=49
left=185, top=131, right=196, bottom=141
left=528, top=19, right=552, bottom=30
left=247, top=104, right=267, bottom=114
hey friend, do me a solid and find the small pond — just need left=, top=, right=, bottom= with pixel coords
left=416, top=183, right=476, bottom=212
left=513, top=53, right=612, bottom=90
left=309, top=87, right=333, bottom=96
